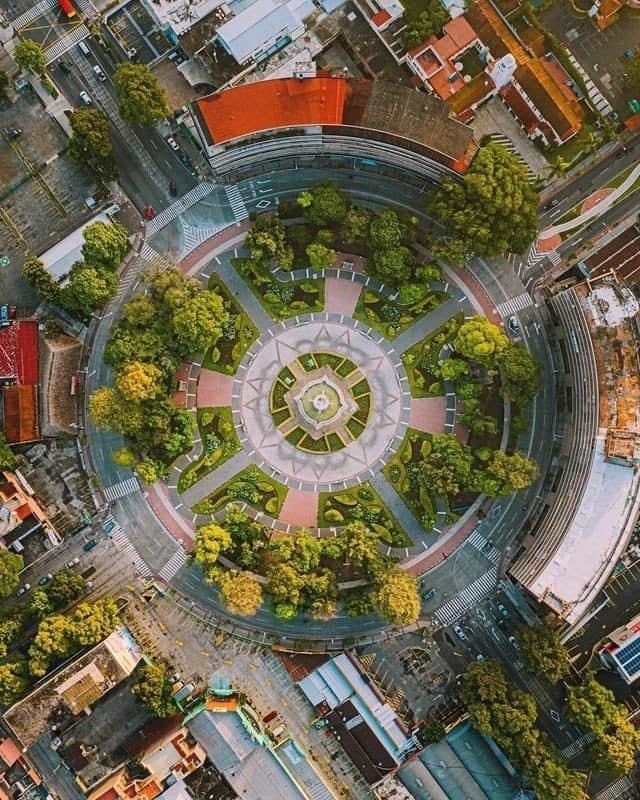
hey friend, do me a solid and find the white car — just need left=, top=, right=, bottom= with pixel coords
left=453, top=625, right=467, bottom=641
left=166, top=136, right=179, bottom=151
left=507, top=316, right=520, bottom=336
left=67, top=557, right=80, bottom=568
left=79, top=90, right=92, bottom=106
left=508, top=635, right=520, bottom=650
left=92, top=64, right=106, bottom=81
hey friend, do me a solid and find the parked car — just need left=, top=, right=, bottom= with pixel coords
left=92, top=64, right=106, bottom=81
left=67, top=557, right=80, bottom=568
left=476, top=654, right=485, bottom=662
left=453, top=625, right=467, bottom=641
left=178, top=151, right=191, bottom=166
left=166, top=136, right=179, bottom=151
left=16, top=583, right=31, bottom=596
left=497, top=603, right=510, bottom=618
left=507, top=635, right=520, bottom=650
left=507, top=316, right=520, bottom=336
left=83, top=539, right=98, bottom=552
left=79, top=90, right=92, bottom=106
left=37, top=573, right=53, bottom=586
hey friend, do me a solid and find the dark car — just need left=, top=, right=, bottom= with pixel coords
left=83, top=539, right=98, bottom=552
left=178, top=151, right=191, bottom=166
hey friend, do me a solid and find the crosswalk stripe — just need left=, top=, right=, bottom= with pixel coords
left=111, top=527, right=151, bottom=578
left=434, top=567, right=498, bottom=626
left=145, top=183, right=217, bottom=237
left=44, top=24, right=90, bottom=64
left=181, top=223, right=223, bottom=257
left=546, top=250, right=562, bottom=266
left=495, top=292, right=533, bottom=318
left=10, top=0, right=56, bottom=27
left=103, top=477, right=140, bottom=502
left=74, top=0, right=97, bottom=15
left=466, top=530, right=500, bottom=564
left=224, top=185, right=249, bottom=222
left=159, top=548, right=187, bottom=582
left=594, top=776, right=632, bottom=800
left=561, top=731, right=594, bottom=760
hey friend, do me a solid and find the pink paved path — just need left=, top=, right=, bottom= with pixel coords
left=147, top=484, right=195, bottom=547
left=454, top=267, right=501, bottom=324
left=408, top=397, right=447, bottom=433
left=324, top=277, right=363, bottom=316
left=581, top=188, right=614, bottom=214
left=406, top=514, right=478, bottom=575
left=538, top=232, right=563, bottom=252
left=279, top=488, right=318, bottom=528
left=197, top=369, right=234, bottom=407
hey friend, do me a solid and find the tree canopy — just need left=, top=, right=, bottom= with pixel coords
left=373, top=569, right=420, bottom=625
left=568, top=673, right=640, bottom=776
left=60, top=264, right=117, bottom=318
left=499, top=343, right=542, bottom=405
left=0, top=433, right=17, bottom=472
left=81, top=221, right=130, bottom=270
left=14, top=40, right=45, bottom=75
left=68, top=109, right=118, bottom=185
left=244, top=215, right=293, bottom=269
left=21, top=257, right=59, bottom=304
left=474, top=450, right=539, bottom=497
left=454, top=316, right=509, bottom=365
left=403, top=0, right=448, bottom=48
left=114, top=63, right=169, bottom=125
left=115, top=360, right=163, bottom=402
left=297, top=184, right=348, bottom=226
left=306, top=242, right=335, bottom=271
left=517, top=625, right=569, bottom=684
left=171, top=290, right=228, bottom=355
left=219, top=572, right=263, bottom=616
left=132, top=663, right=176, bottom=717
left=195, top=523, right=232, bottom=576
left=0, top=550, right=24, bottom=599
left=420, top=433, right=473, bottom=498
left=428, top=142, right=539, bottom=263
left=625, top=50, right=640, bottom=88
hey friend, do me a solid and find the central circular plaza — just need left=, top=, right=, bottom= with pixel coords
left=233, top=314, right=411, bottom=491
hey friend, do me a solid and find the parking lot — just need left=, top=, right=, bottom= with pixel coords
left=541, top=4, right=640, bottom=112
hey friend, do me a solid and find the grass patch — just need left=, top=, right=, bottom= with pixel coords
left=178, top=408, right=241, bottom=493
left=203, top=276, right=259, bottom=374
left=402, top=313, right=464, bottom=398
left=192, top=465, right=288, bottom=516
left=232, top=257, right=324, bottom=321
left=383, top=428, right=437, bottom=530
left=353, top=286, right=449, bottom=340
left=318, top=483, right=412, bottom=547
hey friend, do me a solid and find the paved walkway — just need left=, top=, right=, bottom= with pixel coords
left=409, top=397, right=448, bottom=433
left=197, top=369, right=234, bottom=407
left=215, top=257, right=273, bottom=333
left=369, top=473, right=433, bottom=551
left=394, top=295, right=469, bottom=353
left=279, top=488, right=318, bottom=528
left=147, top=483, right=195, bottom=546
left=181, top=450, right=251, bottom=511
left=325, top=277, right=362, bottom=316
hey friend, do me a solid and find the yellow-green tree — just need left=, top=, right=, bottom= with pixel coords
left=373, top=569, right=420, bottom=625
left=115, top=360, right=163, bottom=402
left=195, top=524, right=232, bottom=577
left=0, top=550, right=23, bottom=598
left=220, top=572, right=262, bottom=616
left=454, top=316, right=509, bottom=365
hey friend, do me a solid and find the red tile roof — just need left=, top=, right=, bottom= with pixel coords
left=371, top=8, right=391, bottom=27
left=197, top=76, right=348, bottom=145
left=3, top=385, right=39, bottom=444
left=0, top=321, right=39, bottom=384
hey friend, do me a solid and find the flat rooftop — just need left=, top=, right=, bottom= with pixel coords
left=194, top=76, right=475, bottom=165
left=528, top=436, right=640, bottom=625
left=40, top=211, right=114, bottom=281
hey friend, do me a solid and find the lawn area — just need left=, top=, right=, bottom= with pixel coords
left=204, top=276, right=259, bottom=374
left=401, top=313, right=465, bottom=398
left=353, top=286, right=449, bottom=340
left=318, top=483, right=412, bottom=547
left=192, top=465, right=288, bottom=517
left=232, top=257, right=324, bottom=320
left=383, top=428, right=437, bottom=531
left=178, top=408, right=241, bottom=493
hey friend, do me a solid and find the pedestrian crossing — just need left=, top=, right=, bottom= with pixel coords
left=44, top=24, right=90, bottom=64
left=111, top=527, right=152, bottom=578
left=181, top=223, right=223, bottom=257
left=466, top=530, right=501, bottom=564
left=74, top=0, right=97, bottom=16
left=224, top=184, right=249, bottom=222
left=434, top=567, right=498, bottom=626
left=561, top=731, right=594, bottom=760
left=495, top=292, right=533, bottom=318
left=10, top=0, right=56, bottom=28
left=103, top=476, right=141, bottom=502
left=594, top=776, right=632, bottom=800
left=546, top=250, right=562, bottom=266
left=145, top=183, right=217, bottom=237
left=159, top=548, right=187, bottom=582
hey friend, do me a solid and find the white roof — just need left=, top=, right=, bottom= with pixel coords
left=216, top=0, right=302, bottom=62
left=529, top=436, right=640, bottom=625
left=145, top=0, right=225, bottom=35
left=39, top=211, right=114, bottom=281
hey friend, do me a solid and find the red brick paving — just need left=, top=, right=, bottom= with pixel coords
left=324, top=277, right=362, bottom=316
left=406, top=514, right=478, bottom=575
left=538, top=232, right=562, bottom=252
left=581, top=188, right=614, bottom=214
left=147, top=483, right=195, bottom=547
left=197, top=369, right=234, bottom=407
left=279, top=488, right=318, bottom=528
left=408, top=396, right=447, bottom=433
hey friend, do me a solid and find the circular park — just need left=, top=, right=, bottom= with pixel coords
left=90, top=178, right=543, bottom=631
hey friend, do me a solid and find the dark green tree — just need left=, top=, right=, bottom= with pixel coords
left=0, top=550, right=24, bottom=599
left=14, top=40, right=45, bottom=75
left=428, top=142, right=539, bottom=262
left=517, top=625, right=569, bottom=683
left=297, top=184, right=348, bottom=226
left=499, top=343, right=542, bottom=405
left=0, top=433, right=17, bottom=471
left=132, top=663, right=176, bottom=717
left=114, top=63, right=169, bottom=125
left=420, top=433, right=473, bottom=498
left=22, top=258, right=60, bottom=304
left=46, top=569, right=87, bottom=609
left=60, top=264, right=117, bottom=318
left=68, top=109, right=118, bottom=184
left=403, top=0, right=448, bottom=48
left=474, top=450, right=539, bottom=497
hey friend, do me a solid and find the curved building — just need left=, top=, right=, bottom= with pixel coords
left=192, top=75, right=478, bottom=183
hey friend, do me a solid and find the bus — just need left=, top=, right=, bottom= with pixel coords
left=58, top=0, right=77, bottom=18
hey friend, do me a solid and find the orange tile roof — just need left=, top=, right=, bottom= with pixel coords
left=444, top=16, right=479, bottom=50
left=196, top=76, right=348, bottom=144
left=0, top=738, right=21, bottom=768
left=371, top=8, right=391, bottom=27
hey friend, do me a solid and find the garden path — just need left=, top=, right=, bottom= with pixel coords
left=181, top=450, right=251, bottom=510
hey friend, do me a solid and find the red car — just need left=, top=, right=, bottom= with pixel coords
left=58, top=0, right=77, bottom=17
left=144, top=206, right=155, bottom=220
